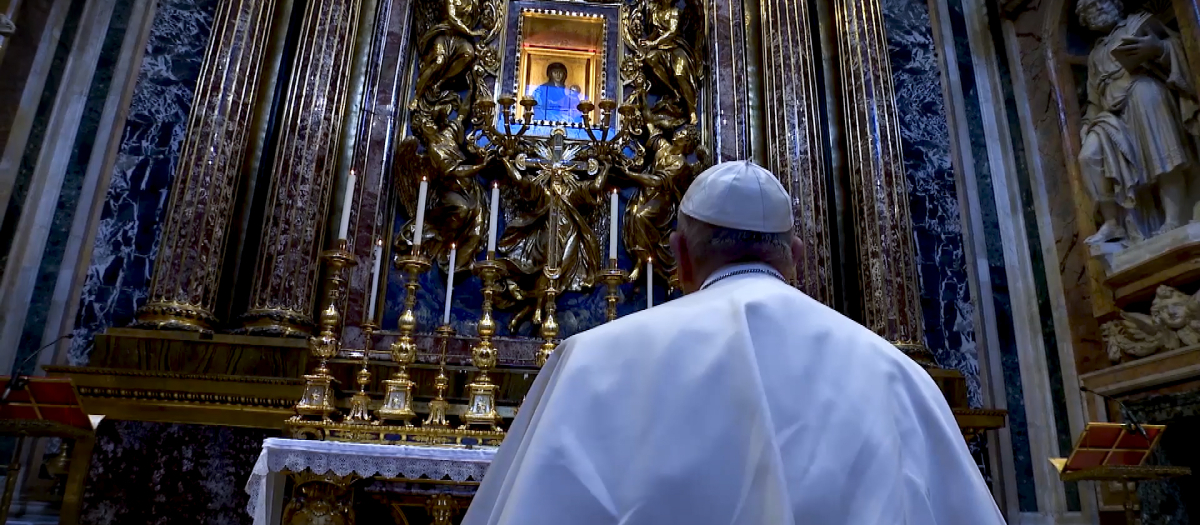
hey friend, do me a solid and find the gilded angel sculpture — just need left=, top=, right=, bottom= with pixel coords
left=496, top=141, right=609, bottom=331
left=641, top=0, right=702, bottom=129
left=620, top=125, right=702, bottom=281
left=410, top=0, right=486, bottom=113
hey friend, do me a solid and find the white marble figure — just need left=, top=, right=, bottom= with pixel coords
left=1077, top=0, right=1200, bottom=246
left=1101, top=285, right=1200, bottom=362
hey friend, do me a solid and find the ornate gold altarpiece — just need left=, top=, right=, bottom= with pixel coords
left=45, top=0, right=1004, bottom=522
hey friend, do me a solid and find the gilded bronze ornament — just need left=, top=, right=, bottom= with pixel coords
left=462, top=258, right=504, bottom=430
left=292, top=240, right=357, bottom=422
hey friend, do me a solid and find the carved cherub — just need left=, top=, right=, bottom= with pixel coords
left=1101, top=311, right=1181, bottom=361
left=1149, top=285, right=1200, bottom=346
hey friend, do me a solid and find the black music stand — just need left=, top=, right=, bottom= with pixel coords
left=0, top=377, right=100, bottom=525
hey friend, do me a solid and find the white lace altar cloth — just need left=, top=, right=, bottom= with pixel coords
left=245, top=438, right=496, bottom=525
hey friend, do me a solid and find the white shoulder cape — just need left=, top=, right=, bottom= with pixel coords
left=463, top=267, right=1006, bottom=525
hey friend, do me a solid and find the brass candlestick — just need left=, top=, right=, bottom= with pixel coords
left=462, top=258, right=503, bottom=430
left=601, top=260, right=627, bottom=323
left=293, top=240, right=357, bottom=422
left=345, top=322, right=377, bottom=425
left=379, top=253, right=429, bottom=425
left=536, top=281, right=560, bottom=367
left=424, top=324, right=455, bottom=427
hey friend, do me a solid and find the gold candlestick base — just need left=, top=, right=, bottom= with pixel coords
left=424, top=325, right=455, bottom=428
left=601, top=266, right=627, bottom=322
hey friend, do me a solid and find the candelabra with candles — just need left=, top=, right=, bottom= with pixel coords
left=462, top=257, right=503, bottom=430
left=602, top=188, right=627, bottom=322
left=292, top=239, right=357, bottom=422
left=378, top=252, right=428, bottom=425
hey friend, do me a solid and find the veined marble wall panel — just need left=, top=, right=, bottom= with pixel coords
left=13, top=0, right=135, bottom=374
left=68, top=0, right=217, bottom=364
left=880, top=0, right=980, bottom=406
left=80, top=420, right=273, bottom=525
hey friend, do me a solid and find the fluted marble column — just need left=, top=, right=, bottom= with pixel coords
left=833, top=0, right=935, bottom=366
left=239, top=0, right=363, bottom=335
left=758, top=0, right=834, bottom=306
left=135, top=0, right=279, bottom=331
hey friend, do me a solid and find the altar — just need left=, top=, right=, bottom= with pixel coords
left=246, top=438, right=494, bottom=525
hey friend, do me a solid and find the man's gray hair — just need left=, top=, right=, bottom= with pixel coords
left=677, top=213, right=792, bottom=268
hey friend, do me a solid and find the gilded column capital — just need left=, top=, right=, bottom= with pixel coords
left=239, top=0, right=365, bottom=336
left=135, top=0, right=280, bottom=332
left=833, top=0, right=935, bottom=367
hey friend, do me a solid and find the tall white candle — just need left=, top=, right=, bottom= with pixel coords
left=337, top=170, right=356, bottom=240
left=413, top=177, right=429, bottom=249
left=609, top=189, right=618, bottom=262
left=367, top=239, right=383, bottom=321
left=443, top=243, right=457, bottom=325
left=487, top=182, right=500, bottom=255
left=646, top=257, right=653, bottom=309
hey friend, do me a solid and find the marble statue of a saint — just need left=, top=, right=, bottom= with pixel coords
left=530, top=62, right=582, bottom=123
left=1078, top=0, right=1200, bottom=245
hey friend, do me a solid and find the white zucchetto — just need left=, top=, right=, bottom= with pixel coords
left=679, top=160, right=792, bottom=233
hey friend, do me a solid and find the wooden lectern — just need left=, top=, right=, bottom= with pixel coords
left=0, top=377, right=100, bottom=525
left=1051, top=422, right=1191, bottom=524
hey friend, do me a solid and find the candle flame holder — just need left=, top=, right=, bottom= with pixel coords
left=601, top=262, right=627, bottom=323
left=474, top=95, right=535, bottom=157
left=424, top=325, right=455, bottom=427
left=292, top=240, right=357, bottom=422
left=462, top=258, right=503, bottom=431
left=379, top=253, right=429, bottom=425
left=345, top=322, right=377, bottom=425
left=579, top=99, right=642, bottom=163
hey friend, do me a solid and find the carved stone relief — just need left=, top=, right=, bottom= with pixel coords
left=1076, top=0, right=1200, bottom=248
left=1101, top=284, right=1200, bottom=361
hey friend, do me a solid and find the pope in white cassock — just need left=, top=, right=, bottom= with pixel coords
left=463, top=161, right=1006, bottom=524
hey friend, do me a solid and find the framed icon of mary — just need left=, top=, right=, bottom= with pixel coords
left=499, top=1, right=621, bottom=138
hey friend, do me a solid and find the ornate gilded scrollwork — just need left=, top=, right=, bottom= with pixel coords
left=395, top=0, right=708, bottom=333
left=282, top=471, right=358, bottom=525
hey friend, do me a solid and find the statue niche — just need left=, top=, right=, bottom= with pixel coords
left=1077, top=0, right=1200, bottom=247
left=394, top=0, right=708, bottom=335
